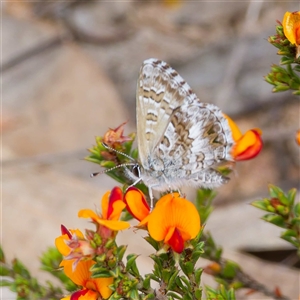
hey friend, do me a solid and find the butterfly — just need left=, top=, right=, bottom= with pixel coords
left=124, top=58, right=234, bottom=209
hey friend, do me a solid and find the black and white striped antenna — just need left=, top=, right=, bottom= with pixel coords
left=90, top=142, right=137, bottom=178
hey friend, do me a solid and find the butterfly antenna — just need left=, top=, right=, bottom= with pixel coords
left=90, top=162, right=136, bottom=178
left=102, top=142, right=136, bottom=161
left=90, top=143, right=136, bottom=178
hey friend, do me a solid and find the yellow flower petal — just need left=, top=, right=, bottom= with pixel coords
left=223, top=114, right=242, bottom=142
left=61, top=260, right=113, bottom=299
left=101, top=191, right=111, bottom=220
left=108, top=201, right=126, bottom=221
left=55, top=234, right=71, bottom=256
left=61, top=260, right=95, bottom=286
left=78, top=209, right=100, bottom=220
left=55, top=229, right=84, bottom=256
left=78, top=208, right=130, bottom=230
left=125, top=189, right=150, bottom=221
left=99, top=219, right=130, bottom=230
left=232, top=128, right=262, bottom=160
left=283, top=11, right=300, bottom=45
left=95, top=277, right=114, bottom=299
left=79, top=290, right=99, bottom=300
left=234, top=130, right=257, bottom=155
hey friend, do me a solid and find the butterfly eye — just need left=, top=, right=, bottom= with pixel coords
left=132, top=164, right=141, bottom=178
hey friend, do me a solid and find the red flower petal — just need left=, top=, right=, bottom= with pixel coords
left=107, top=187, right=123, bottom=219
left=61, top=224, right=72, bottom=239
left=234, top=129, right=263, bottom=161
left=166, top=227, right=184, bottom=253
left=70, top=289, right=89, bottom=300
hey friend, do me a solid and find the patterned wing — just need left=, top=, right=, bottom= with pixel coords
left=157, top=102, right=234, bottom=175
left=136, top=58, right=199, bottom=167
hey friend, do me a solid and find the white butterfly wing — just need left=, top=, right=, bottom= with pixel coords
left=136, top=58, right=199, bottom=167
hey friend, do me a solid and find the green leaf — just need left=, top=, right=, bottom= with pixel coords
left=12, top=259, right=31, bottom=279
left=182, top=292, right=193, bottom=300
left=287, top=188, right=297, bottom=206
left=293, top=90, right=300, bottom=95
left=0, top=264, right=10, bottom=276
left=262, top=214, right=286, bottom=228
left=130, top=148, right=139, bottom=160
left=281, top=57, right=295, bottom=65
left=127, top=288, right=139, bottom=300
left=251, top=200, right=269, bottom=211
left=167, top=291, right=182, bottom=299
left=281, top=235, right=298, bottom=247
left=273, top=84, right=290, bottom=92
left=194, top=288, right=202, bottom=300
left=276, top=192, right=290, bottom=206
left=196, top=188, right=217, bottom=224
left=215, top=248, right=223, bottom=261
left=126, top=254, right=140, bottom=277
left=0, top=246, right=5, bottom=263
left=0, top=279, right=13, bottom=287
left=228, top=288, right=237, bottom=300
left=268, top=184, right=283, bottom=198
left=167, top=270, right=180, bottom=290
left=92, top=270, right=113, bottom=278
left=191, top=249, right=204, bottom=263
left=291, top=218, right=300, bottom=227
left=264, top=75, right=275, bottom=85
left=194, top=268, right=203, bottom=286
left=276, top=205, right=289, bottom=216
left=142, top=274, right=151, bottom=290
left=281, top=229, right=297, bottom=238
left=180, top=261, right=194, bottom=277
left=144, top=236, right=160, bottom=251
left=109, top=291, right=122, bottom=300
left=294, top=202, right=300, bottom=217
left=180, top=275, right=191, bottom=289
left=175, top=276, right=185, bottom=290
left=116, top=245, right=127, bottom=261
left=100, top=161, right=117, bottom=168
left=294, top=65, right=300, bottom=72
left=221, top=261, right=239, bottom=279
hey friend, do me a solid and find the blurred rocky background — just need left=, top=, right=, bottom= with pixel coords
left=2, top=1, right=299, bottom=299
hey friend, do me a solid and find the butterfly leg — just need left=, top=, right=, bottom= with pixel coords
left=148, top=186, right=154, bottom=211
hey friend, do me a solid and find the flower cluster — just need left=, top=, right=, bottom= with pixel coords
left=56, top=187, right=130, bottom=299
left=265, top=11, right=300, bottom=96
left=56, top=115, right=263, bottom=299
left=56, top=186, right=203, bottom=299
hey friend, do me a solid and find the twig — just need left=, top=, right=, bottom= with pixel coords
left=228, top=261, right=291, bottom=300
left=1, top=34, right=69, bottom=72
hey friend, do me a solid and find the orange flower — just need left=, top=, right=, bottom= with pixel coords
left=148, top=193, right=200, bottom=253
left=78, top=187, right=130, bottom=238
left=124, top=187, right=150, bottom=222
left=60, top=259, right=113, bottom=300
left=55, top=226, right=95, bottom=271
left=225, top=115, right=263, bottom=161
left=282, top=11, right=300, bottom=58
left=296, top=129, right=300, bottom=145
left=126, top=190, right=201, bottom=253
